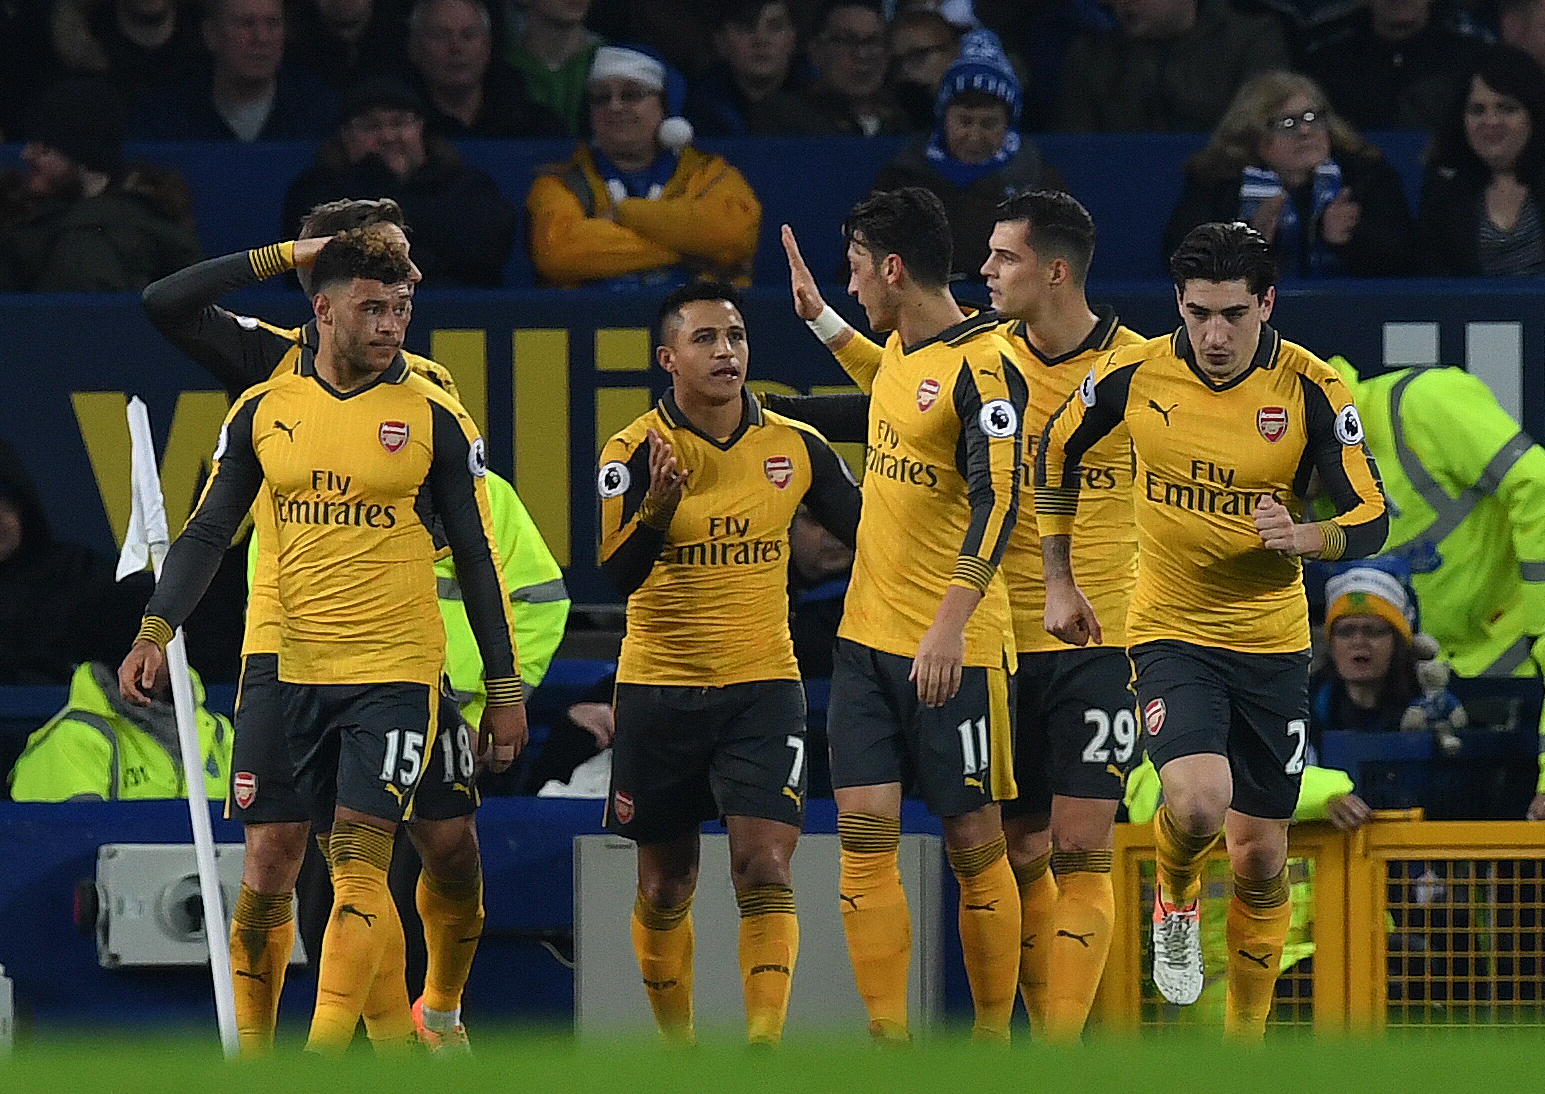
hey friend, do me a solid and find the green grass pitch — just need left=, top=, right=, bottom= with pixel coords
left=3, top=1027, right=1543, bottom=1094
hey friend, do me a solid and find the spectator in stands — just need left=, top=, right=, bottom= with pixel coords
left=50, top=0, right=206, bottom=112
left=1054, top=0, right=1288, bottom=133
left=1419, top=45, right=1545, bottom=276
left=406, top=0, right=565, bottom=138
left=129, top=0, right=335, bottom=140
left=526, top=44, right=761, bottom=288
left=798, top=0, right=911, bottom=136
left=973, top=0, right=1113, bottom=132
left=0, top=77, right=203, bottom=291
left=886, top=7, right=962, bottom=132
left=505, top=0, right=605, bottom=135
left=286, top=0, right=408, bottom=91
left=1311, top=562, right=1429, bottom=737
left=870, top=29, right=1067, bottom=283
left=1304, top=0, right=1487, bottom=132
left=8, top=660, right=231, bottom=801
left=282, top=76, right=519, bottom=286
left=685, top=0, right=810, bottom=137
left=519, top=670, right=615, bottom=796
left=0, top=437, right=150, bottom=686
left=1500, top=0, right=1545, bottom=74
left=1163, top=70, right=1417, bottom=279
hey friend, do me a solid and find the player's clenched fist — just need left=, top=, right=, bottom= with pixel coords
left=1044, top=580, right=1102, bottom=647
left=479, top=703, right=529, bottom=773
left=1254, top=494, right=1323, bottom=556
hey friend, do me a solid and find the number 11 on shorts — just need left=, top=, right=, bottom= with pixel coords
left=957, top=716, right=989, bottom=776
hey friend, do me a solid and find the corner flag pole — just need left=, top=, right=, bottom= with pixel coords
left=119, top=396, right=240, bottom=1058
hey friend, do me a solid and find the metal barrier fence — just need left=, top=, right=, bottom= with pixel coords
left=1093, top=816, right=1545, bottom=1032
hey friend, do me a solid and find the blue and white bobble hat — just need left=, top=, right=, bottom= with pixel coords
left=934, top=28, right=1021, bottom=129
left=588, top=44, right=694, bottom=153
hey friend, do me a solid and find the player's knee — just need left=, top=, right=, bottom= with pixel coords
left=638, top=871, right=697, bottom=910
left=408, top=816, right=480, bottom=883
left=730, top=843, right=792, bottom=891
left=1163, top=788, right=1230, bottom=836
left=242, top=821, right=310, bottom=891
left=1227, top=834, right=1288, bottom=881
left=1003, top=820, right=1052, bottom=869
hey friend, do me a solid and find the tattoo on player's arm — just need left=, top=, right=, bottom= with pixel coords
left=1043, top=534, right=1073, bottom=581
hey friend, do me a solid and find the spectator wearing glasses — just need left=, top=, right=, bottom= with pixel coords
left=886, top=7, right=961, bottom=132
left=1162, top=70, right=1416, bottom=279
left=526, top=44, right=761, bottom=288
left=281, top=76, right=519, bottom=286
left=798, top=0, right=910, bottom=136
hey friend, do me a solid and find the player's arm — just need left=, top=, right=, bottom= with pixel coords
left=597, top=430, right=683, bottom=598
left=908, top=353, right=1027, bottom=707
left=426, top=402, right=529, bottom=770
left=793, top=426, right=862, bottom=549
left=760, top=392, right=869, bottom=444
left=1035, top=359, right=1134, bottom=645
left=122, top=395, right=266, bottom=703
left=1281, top=374, right=1388, bottom=560
left=140, top=240, right=321, bottom=396
left=781, top=223, right=882, bottom=392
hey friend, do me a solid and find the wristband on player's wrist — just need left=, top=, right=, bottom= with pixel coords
left=805, top=305, right=850, bottom=344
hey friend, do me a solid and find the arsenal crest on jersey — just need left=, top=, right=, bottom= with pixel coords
left=764, top=455, right=793, bottom=488
left=1257, top=406, right=1288, bottom=443
left=380, top=420, right=409, bottom=452
left=916, top=378, right=940, bottom=412
left=233, top=771, right=257, bottom=809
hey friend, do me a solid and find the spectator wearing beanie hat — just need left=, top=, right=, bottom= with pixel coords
left=869, top=29, right=1066, bottom=283
left=1312, top=561, right=1433, bottom=737
left=0, top=77, right=202, bottom=291
left=526, top=43, right=762, bottom=288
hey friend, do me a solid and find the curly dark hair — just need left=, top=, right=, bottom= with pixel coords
left=310, top=222, right=414, bottom=293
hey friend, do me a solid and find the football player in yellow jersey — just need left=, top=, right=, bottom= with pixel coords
left=784, top=190, right=1144, bottom=1041
left=596, top=282, right=861, bottom=1046
left=1036, top=222, right=1387, bottom=1039
left=120, top=226, right=527, bottom=1054
left=141, top=199, right=494, bottom=1053
left=804, top=188, right=1027, bottom=1044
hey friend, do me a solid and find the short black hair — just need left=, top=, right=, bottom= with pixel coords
left=297, top=198, right=407, bottom=293
left=310, top=223, right=415, bottom=295
left=994, top=189, right=1096, bottom=283
left=843, top=187, right=953, bottom=288
left=1168, top=221, right=1276, bottom=299
left=814, top=0, right=882, bottom=34
left=656, top=280, right=746, bottom=346
left=712, top=0, right=789, bottom=31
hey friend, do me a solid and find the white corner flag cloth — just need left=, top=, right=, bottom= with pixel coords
left=116, top=397, right=171, bottom=581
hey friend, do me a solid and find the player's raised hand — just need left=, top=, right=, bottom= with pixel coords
left=645, top=428, right=690, bottom=505
left=911, top=620, right=966, bottom=708
left=292, top=236, right=330, bottom=267
left=118, top=639, right=165, bottom=707
left=479, top=702, right=529, bottom=773
left=781, top=223, right=827, bottom=322
left=1044, top=579, right=1101, bottom=647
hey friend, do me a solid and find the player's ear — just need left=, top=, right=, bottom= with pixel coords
left=313, top=291, right=331, bottom=324
left=656, top=342, right=674, bottom=375
left=1258, top=285, right=1276, bottom=321
left=1047, top=256, right=1070, bottom=287
left=882, top=252, right=903, bottom=287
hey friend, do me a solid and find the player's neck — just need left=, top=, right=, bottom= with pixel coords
left=314, top=347, right=378, bottom=393
left=895, top=288, right=965, bottom=349
left=674, top=385, right=743, bottom=439
left=1022, top=297, right=1099, bottom=360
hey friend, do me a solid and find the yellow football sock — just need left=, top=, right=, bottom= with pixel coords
left=1011, top=850, right=1057, bottom=1031
left=1225, top=870, right=1292, bottom=1041
left=631, top=889, right=695, bottom=1044
left=417, top=868, right=484, bottom=1018
left=735, top=885, right=799, bottom=1045
left=948, top=834, right=1020, bottom=1043
left=229, top=884, right=293, bottom=1056
left=305, top=821, right=402, bottom=1054
left=1154, top=803, right=1222, bottom=906
left=358, top=886, right=413, bottom=1052
left=837, top=812, right=911, bottom=1042
left=1045, top=850, right=1115, bottom=1043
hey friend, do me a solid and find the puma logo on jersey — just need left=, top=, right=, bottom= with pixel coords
left=338, top=904, right=376, bottom=927
left=1057, top=929, right=1095, bottom=947
left=1237, top=948, right=1273, bottom=968
left=965, top=900, right=999, bottom=912
left=1147, top=400, right=1178, bottom=425
left=839, top=893, right=860, bottom=911
left=274, top=419, right=299, bottom=440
